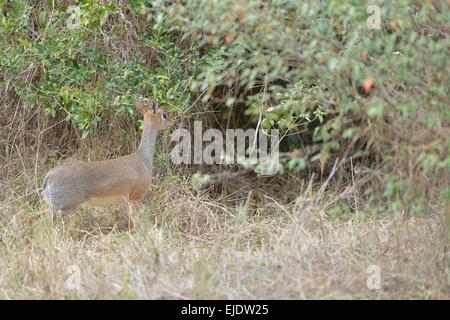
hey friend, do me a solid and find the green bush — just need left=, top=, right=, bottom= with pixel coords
left=0, top=0, right=201, bottom=136
left=148, top=0, right=449, bottom=213
left=1, top=0, right=448, bottom=214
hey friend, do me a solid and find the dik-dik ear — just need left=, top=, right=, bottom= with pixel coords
left=148, top=97, right=159, bottom=113
left=132, top=98, right=146, bottom=114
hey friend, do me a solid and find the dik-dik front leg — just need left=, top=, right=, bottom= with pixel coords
left=125, top=200, right=140, bottom=231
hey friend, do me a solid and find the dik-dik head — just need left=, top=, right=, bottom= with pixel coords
left=132, top=97, right=171, bottom=131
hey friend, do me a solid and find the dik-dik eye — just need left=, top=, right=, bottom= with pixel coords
left=162, top=112, right=169, bottom=120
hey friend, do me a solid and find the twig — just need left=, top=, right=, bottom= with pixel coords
left=315, top=157, right=341, bottom=204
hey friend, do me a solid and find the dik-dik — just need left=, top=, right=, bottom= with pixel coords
left=42, top=97, right=170, bottom=229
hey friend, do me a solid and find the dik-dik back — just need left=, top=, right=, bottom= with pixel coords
left=42, top=154, right=150, bottom=214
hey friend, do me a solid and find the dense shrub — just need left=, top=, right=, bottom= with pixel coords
left=137, top=0, right=450, bottom=214
left=1, top=0, right=200, bottom=137
left=1, top=0, right=448, bottom=214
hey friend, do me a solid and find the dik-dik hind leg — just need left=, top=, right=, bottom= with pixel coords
left=47, top=203, right=77, bottom=227
left=44, top=207, right=77, bottom=236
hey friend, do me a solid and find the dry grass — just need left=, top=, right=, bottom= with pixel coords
left=0, top=169, right=448, bottom=299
